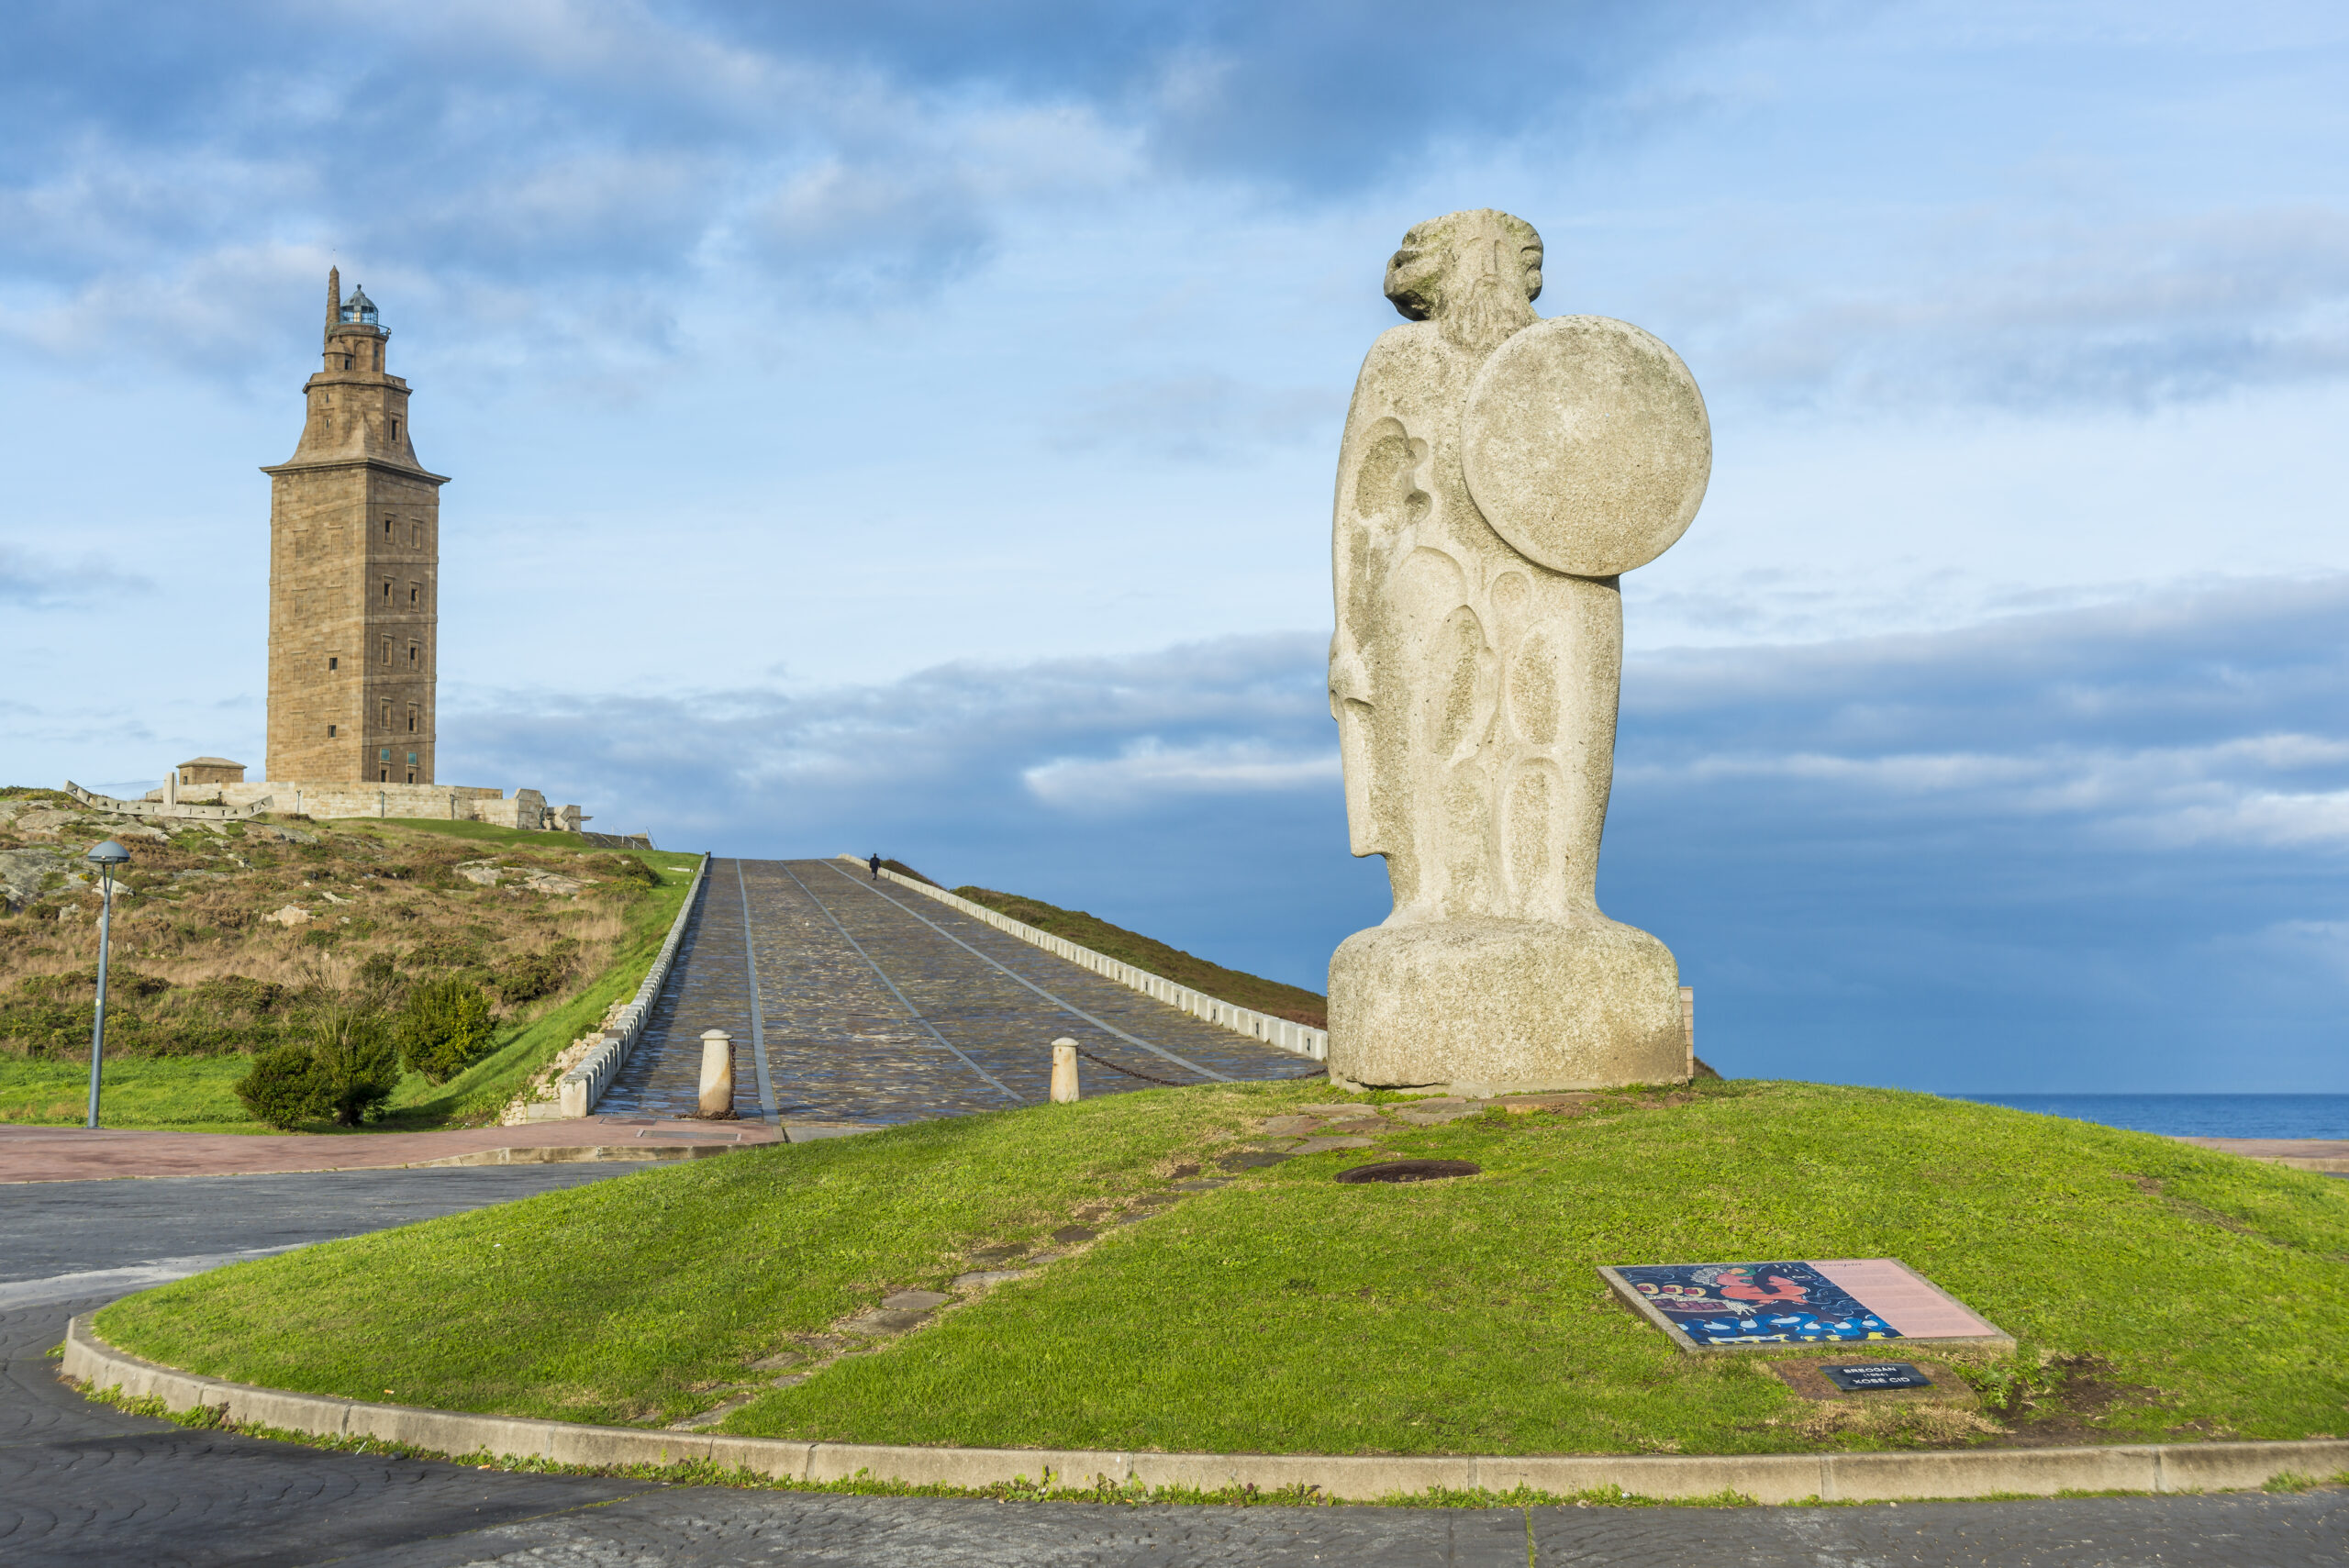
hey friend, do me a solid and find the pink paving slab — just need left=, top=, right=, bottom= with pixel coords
left=1809, top=1258, right=1997, bottom=1339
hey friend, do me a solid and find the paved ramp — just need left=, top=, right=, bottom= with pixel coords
left=598, top=858, right=1319, bottom=1123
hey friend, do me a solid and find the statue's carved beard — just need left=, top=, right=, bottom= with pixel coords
left=1439, top=270, right=1538, bottom=356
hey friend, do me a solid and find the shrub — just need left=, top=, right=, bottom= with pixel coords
left=490, top=940, right=577, bottom=1006
left=396, top=977, right=497, bottom=1084
left=234, top=1042, right=325, bottom=1129
left=199, top=976, right=289, bottom=1016
left=609, top=856, right=659, bottom=888
left=406, top=933, right=484, bottom=973
left=307, top=1004, right=401, bottom=1125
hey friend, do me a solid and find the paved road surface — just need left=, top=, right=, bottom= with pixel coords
left=5, top=1166, right=2343, bottom=1565
left=602, top=858, right=1319, bottom=1122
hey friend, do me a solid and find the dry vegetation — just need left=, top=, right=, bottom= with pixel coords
left=0, top=786, right=656, bottom=1067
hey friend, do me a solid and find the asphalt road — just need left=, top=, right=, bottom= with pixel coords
left=4, top=1166, right=2343, bottom=1566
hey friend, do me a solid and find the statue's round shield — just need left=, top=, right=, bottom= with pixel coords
left=1460, top=315, right=1710, bottom=578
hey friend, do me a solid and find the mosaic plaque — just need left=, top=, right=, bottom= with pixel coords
left=1598, top=1258, right=2013, bottom=1354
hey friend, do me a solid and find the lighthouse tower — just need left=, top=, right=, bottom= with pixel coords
left=262, top=269, right=450, bottom=784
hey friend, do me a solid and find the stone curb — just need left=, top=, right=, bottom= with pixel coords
left=61, top=1315, right=2349, bottom=1505
left=841, top=857, right=1329, bottom=1064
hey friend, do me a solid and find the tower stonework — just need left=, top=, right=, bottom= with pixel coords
left=264, top=269, right=449, bottom=785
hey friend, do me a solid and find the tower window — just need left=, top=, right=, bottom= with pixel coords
left=384, top=519, right=393, bottom=539
left=328, top=724, right=337, bottom=737
left=390, top=417, right=399, bottom=440
left=408, top=643, right=418, bottom=665
left=381, top=700, right=392, bottom=728
left=328, top=656, right=338, bottom=671
left=406, top=705, right=417, bottom=732
left=380, top=749, right=390, bottom=762
left=381, top=770, right=388, bottom=782
left=406, top=751, right=417, bottom=766
left=409, top=584, right=418, bottom=604
left=381, top=637, right=391, bottom=663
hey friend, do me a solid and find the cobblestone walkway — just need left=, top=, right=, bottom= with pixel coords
left=599, top=858, right=1319, bottom=1123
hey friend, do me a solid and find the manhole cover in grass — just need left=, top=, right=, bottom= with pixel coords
left=1334, top=1160, right=1481, bottom=1184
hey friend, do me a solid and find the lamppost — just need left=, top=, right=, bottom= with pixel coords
left=84, top=840, right=130, bottom=1130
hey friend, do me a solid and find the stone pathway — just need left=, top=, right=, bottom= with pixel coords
left=599, top=858, right=1319, bottom=1123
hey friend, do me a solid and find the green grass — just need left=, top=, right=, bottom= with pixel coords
left=96, top=1081, right=2349, bottom=1454
left=949, top=884, right=1328, bottom=1025
left=0, top=1054, right=262, bottom=1133
left=368, top=818, right=684, bottom=853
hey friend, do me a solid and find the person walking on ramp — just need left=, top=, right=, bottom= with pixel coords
left=868, top=851, right=882, bottom=881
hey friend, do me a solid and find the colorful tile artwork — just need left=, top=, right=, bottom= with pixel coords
left=1609, top=1258, right=2002, bottom=1348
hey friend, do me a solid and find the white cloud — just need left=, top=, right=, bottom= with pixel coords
left=1023, top=739, right=1339, bottom=810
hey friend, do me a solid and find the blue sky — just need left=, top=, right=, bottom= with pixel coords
left=5, top=2, right=2346, bottom=1090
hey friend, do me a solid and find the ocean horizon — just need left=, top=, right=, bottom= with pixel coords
left=1953, top=1094, right=2349, bottom=1141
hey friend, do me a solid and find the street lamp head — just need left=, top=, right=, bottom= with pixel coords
left=85, top=840, right=130, bottom=870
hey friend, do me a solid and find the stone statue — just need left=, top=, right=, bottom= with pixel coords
left=1326, top=208, right=1710, bottom=1094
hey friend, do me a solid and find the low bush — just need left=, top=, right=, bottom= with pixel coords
left=396, top=977, right=497, bottom=1084
left=490, top=940, right=577, bottom=1006
left=608, top=856, right=660, bottom=888
left=307, top=1004, right=401, bottom=1125
left=234, top=1042, right=325, bottom=1129
left=235, top=1005, right=401, bottom=1127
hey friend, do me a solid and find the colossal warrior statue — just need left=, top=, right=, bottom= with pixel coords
left=1327, top=208, right=1711, bottom=1093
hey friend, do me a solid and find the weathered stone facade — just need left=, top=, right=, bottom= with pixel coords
left=263, top=270, right=448, bottom=786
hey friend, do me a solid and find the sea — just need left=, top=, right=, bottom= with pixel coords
left=1953, top=1094, right=2349, bottom=1141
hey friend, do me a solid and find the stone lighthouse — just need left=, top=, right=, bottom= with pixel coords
left=262, top=269, right=450, bottom=784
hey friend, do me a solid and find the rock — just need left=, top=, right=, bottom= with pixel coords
left=1293, top=1135, right=1377, bottom=1154
left=881, top=1290, right=952, bottom=1312
left=1392, top=1100, right=1494, bottom=1126
left=1326, top=208, right=1700, bottom=1095
left=1501, top=1093, right=1596, bottom=1114
left=1217, top=1151, right=1292, bottom=1171
left=1259, top=1114, right=1320, bottom=1136
left=248, top=824, right=318, bottom=844
left=457, top=863, right=502, bottom=886
left=113, top=823, right=170, bottom=843
left=952, top=1269, right=1029, bottom=1288
left=13, top=809, right=76, bottom=833
left=0, top=847, right=74, bottom=912
left=518, top=871, right=583, bottom=895
left=263, top=905, right=312, bottom=926
left=1050, top=1227, right=1097, bottom=1245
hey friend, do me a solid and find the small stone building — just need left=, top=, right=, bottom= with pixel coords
left=177, top=758, right=247, bottom=786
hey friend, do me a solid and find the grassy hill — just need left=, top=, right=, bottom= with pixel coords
left=0, top=787, right=697, bottom=1131
left=939, top=879, right=1328, bottom=1028
left=96, top=1080, right=2349, bottom=1459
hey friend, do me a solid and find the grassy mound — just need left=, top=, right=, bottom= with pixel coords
left=96, top=1082, right=2349, bottom=1455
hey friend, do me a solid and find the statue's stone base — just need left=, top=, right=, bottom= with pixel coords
left=1328, top=917, right=1687, bottom=1095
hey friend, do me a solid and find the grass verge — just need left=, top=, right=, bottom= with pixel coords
left=95, top=1081, right=2349, bottom=1454
left=948, top=884, right=1327, bottom=1026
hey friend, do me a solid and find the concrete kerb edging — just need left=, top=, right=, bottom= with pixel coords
left=61, top=1314, right=2349, bottom=1505
left=560, top=852, right=712, bottom=1117
left=840, top=858, right=1330, bottom=1064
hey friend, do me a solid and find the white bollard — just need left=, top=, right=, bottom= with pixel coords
left=698, top=1029, right=736, bottom=1118
left=1050, top=1038, right=1080, bottom=1104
